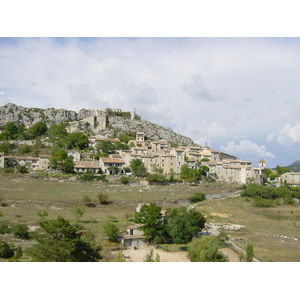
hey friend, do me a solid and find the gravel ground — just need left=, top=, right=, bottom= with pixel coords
left=112, top=245, right=240, bottom=262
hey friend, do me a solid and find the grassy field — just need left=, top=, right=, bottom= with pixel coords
left=1, top=171, right=300, bottom=262
left=195, top=196, right=300, bottom=262
left=0, top=172, right=239, bottom=261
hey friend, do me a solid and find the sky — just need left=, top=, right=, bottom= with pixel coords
left=1, top=0, right=299, bottom=293
left=0, top=37, right=299, bottom=168
left=0, top=0, right=300, bottom=169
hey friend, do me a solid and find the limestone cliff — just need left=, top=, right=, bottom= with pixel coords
left=0, top=103, right=199, bottom=146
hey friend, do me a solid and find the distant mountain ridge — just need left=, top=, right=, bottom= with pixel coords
left=0, top=103, right=199, bottom=147
left=286, top=160, right=300, bottom=172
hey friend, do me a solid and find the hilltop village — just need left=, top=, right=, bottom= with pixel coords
left=0, top=130, right=264, bottom=185
left=0, top=105, right=299, bottom=187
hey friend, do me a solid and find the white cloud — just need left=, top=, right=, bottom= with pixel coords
left=182, top=75, right=225, bottom=102
left=1, top=37, right=300, bottom=165
left=270, top=124, right=300, bottom=145
left=221, top=140, right=275, bottom=158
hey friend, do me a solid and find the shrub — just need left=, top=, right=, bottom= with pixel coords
left=98, top=193, right=109, bottom=205
left=4, top=167, right=14, bottom=174
left=103, top=221, right=120, bottom=242
left=146, top=173, right=167, bottom=183
left=252, top=196, right=274, bottom=208
left=0, top=241, right=14, bottom=258
left=16, top=165, right=28, bottom=173
left=83, top=195, right=93, bottom=206
left=0, top=222, right=11, bottom=234
left=80, top=173, right=107, bottom=182
left=120, top=176, right=130, bottom=185
left=188, top=192, right=206, bottom=203
left=11, top=224, right=30, bottom=239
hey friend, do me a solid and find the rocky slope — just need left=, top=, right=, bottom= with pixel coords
left=0, top=103, right=199, bottom=146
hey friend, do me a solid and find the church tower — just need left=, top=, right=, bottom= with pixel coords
left=259, top=159, right=266, bottom=169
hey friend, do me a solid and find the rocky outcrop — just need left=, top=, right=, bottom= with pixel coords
left=0, top=103, right=79, bottom=125
left=102, top=115, right=198, bottom=146
left=0, top=103, right=199, bottom=147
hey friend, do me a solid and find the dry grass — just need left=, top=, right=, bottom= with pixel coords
left=3, top=172, right=300, bottom=261
left=195, top=196, right=300, bottom=261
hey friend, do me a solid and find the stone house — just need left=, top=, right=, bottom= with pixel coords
left=99, top=157, right=126, bottom=175
left=206, top=159, right=262, bottom=184
left=136, top=132, right=145, bottom=146
left=120, top=224, right=147, bottom=247
left=277, top=172, right=300, bottom=187
left=0, top=153, right=50, bottom=171
left=200, top=148, right=237, bottom=161
left=73, top=161, right=101, bottom=173
left=169, top=148, right=185, bottom=173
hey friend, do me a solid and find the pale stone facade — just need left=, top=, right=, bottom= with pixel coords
left=277, top=172, right=300, bottom=187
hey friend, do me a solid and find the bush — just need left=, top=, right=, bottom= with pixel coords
left=16, top=165, right=28, bottom=173
left=0, top=222, right=11, bottom=234
left=188, top=192, right=206, bottom=203
left=98, top=193, right=109, bottom=205
left=83, top=195, right=93, bottom=207
left=11, top=224, right=30, bottom=239
left=0, top=241, right=14, bottom=258
left=120, top=176, right=130, bottom=185
left=252, top=196, right=274, bottom=208
left=146, top=173, right=167, bottom=183
left=4, top=167, right=14, bottom=174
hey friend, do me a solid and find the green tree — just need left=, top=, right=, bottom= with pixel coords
left=0, top=241, right=14, bottom=259
left=11, top=224, right=30, bottom=239
left=68, top=132, right=89, bottom=150
left=0, top=222, right=10, bottom=234
left=3, top=122, right=18, bottom=140
left=187, top=236, right=228, bottom=262
left=180, top=164, right=198, bottom=183
left=71, top=206, right=85, bottom=222
left=188, top=192, right=206, bottom=203
left=130, top=159, right=148, bottom=177
left=165, top=208, right=206, bottom=244
left=48, top=123, right=68, bottom=138
left=134, top=203, right=166, bottom=243
left=98, top=192, right=109, bottom=205
left=19, top=145, right=32, bottom=154
left=27, top=122, right=48, bottom=138
left=103, top=221, right=120, bottom=242
left=246, top=243, right=254, bottom=262
left=26, top=216, right=102, bottom=262
left=14, top=245, right=23, bottom=259
left=275, top=165, right=290, bottom=176
left=61, top=159, right=75, bottom=174
left=96, top=140, right=115, bottom=154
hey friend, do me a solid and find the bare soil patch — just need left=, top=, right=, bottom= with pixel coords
left=211, top=212, right=232, bottom=218
left=112, top=245, right=190, bottom=262
left=112, top=245, right=240, bottom=262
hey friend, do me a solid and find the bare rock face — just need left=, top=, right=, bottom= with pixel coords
left=102, top=115, right=198, bottom=146
left=0, top=103, right=199, bottom=147
left=0, top=103, right=79, bottom=126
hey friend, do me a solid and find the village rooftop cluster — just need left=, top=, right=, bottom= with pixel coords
left=0, top=131, right=280, bottom=185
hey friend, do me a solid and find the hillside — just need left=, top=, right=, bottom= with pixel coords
left=0, top=103, right=199, bottom=147
left=286, top=160, right=300, bottom=172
